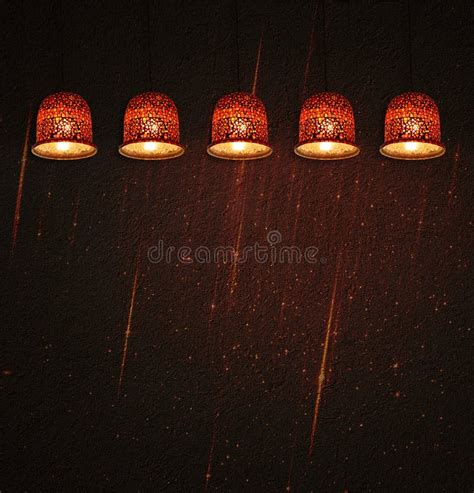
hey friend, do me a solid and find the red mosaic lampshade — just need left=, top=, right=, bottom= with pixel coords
left=294, top=92, right=359, bottom=160
left=31, top=92, right=97, bottom=160
left=380, top=92, right=445, bottom=160
left=119, top=92, right=184, bottom=160
left=207, top=92, right=272, bottom=160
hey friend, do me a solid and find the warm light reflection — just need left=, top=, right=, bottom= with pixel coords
left=118, top=255, right=140, bottom=396
left=11, top=106, right=33, bottom=257
left=231, top=141, right=246, bottom=151
left=380, top=142, right=445, bottom=160
left=143, top=141, right=158, bottom=151
left=56, top=141, right=71, bottom=151
left=119, top=141, right=184, bottom=160
left=405, top=141, right=418, bottom=151
left=308, top=266, right=340, bottom=457
left=295, top=141, right=359, bottom=160
left=319, top=141, right=333, bottom=151
left=207, top=141, right=272, bottom=160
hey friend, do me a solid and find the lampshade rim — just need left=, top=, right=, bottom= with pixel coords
left=379, top=140, right=445, bottom=160
left=31, top=140, right=97, bottom=160
left=209, top=137, right=270, bottom=146
left=294, top=141, right=360, bottom=160
left=119, top=141, right=185, bottom=160
left=207, top=139, right=272, bottom=161
left=120, top=137, right=183, bottom=147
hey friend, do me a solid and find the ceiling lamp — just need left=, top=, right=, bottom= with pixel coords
left=380, top=0, right=445, bottom=160
left=294, top=1, right=358, bottom=160
left=294, top=92, right=359, bottom=160
left=207, top=92, right=272, bottom=160
left=119, top=92, right=184, bottom=160
left=31, top=92, right=97, bottom=160
left=380, top=92, right=445, bottom=160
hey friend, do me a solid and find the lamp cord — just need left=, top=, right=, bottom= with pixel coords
left=234, top=0, right=241, bottom=91
left=302, top=0, right=320, bottom=100
left=251, top=24, right=264, bottom=95
left=321, top=0, right=328, bottom=91
left=58, top=0, right=65, bottom=88
left=407, top=0, right=414, bottom=89
left=146, top=0, right=153, bottom=89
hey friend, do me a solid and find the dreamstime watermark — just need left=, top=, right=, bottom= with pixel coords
left=147, top=230, right=327, bottom=265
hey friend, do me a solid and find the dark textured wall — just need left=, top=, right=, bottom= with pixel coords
left=1, top=0, right=473, bottom=491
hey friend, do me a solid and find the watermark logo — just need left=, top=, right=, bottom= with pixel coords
left=147, top=229, right=327, bottom=264
left=147, top=230, right=326, bottom=265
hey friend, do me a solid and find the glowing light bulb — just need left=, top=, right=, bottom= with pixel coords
left=144, top=141, right=158, bottom=151
left=231, top=141, right=246, bottom=151
left=405, top=141, right=418, bottom=151
left=320, top=141, right=333, bottom=151
left=56, top=141, right=70, bottom=151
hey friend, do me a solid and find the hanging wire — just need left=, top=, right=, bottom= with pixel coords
left=407, top=0, right=414, bottom=88
left=302, top=0, right=320, bottom=100
left=57, top=0, right=65, bottom=88
left=321, top=0, right=328, bottom=91
left=145, top=0, right=153, bottom=89
left=234, top=0, right=241, bottom=90
left=251, top=23, right=265, bottom=95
